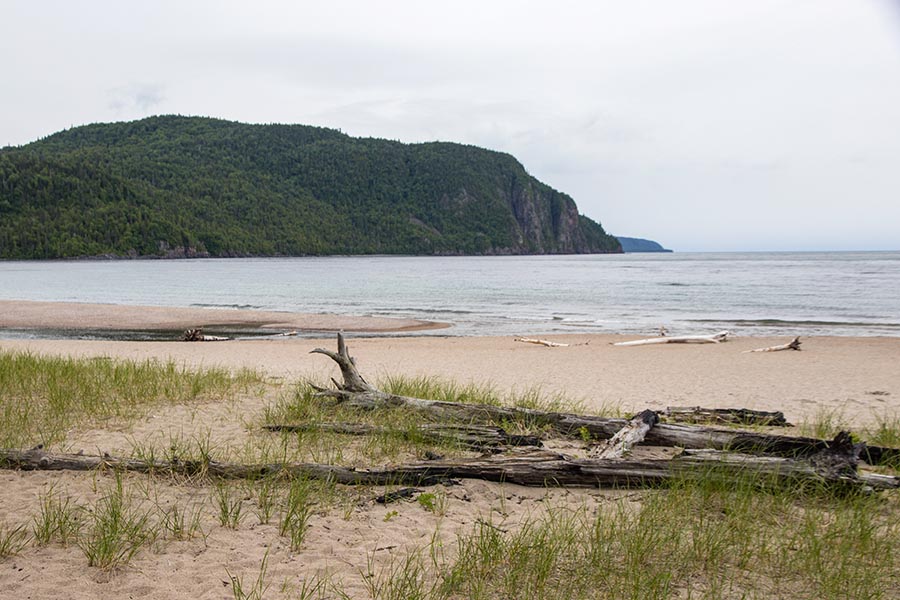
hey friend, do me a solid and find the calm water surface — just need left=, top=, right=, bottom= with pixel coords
left=0, top=252, right=898, bottom=338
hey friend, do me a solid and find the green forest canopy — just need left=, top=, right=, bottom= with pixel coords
left=0, top=116, right=621, bottom=259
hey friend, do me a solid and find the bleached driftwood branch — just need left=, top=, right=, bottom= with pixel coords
left=514, top=337, right=569, bottom=348
left=613, top=330, right=732, bottom=347
left=590, top=409, right=659, bottom=459
left=745, top=337, right=802, bottom=353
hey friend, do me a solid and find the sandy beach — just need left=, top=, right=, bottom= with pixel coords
left=1, top=300, right=898, bottom=598
left=1, top=300, right=898, bottom=424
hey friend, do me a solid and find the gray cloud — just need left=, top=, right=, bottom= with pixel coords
left=107, top=83, right=165, bottom=113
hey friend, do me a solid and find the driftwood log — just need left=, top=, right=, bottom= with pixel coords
left=612, top=330, right=732, bottom=346
left=591, top=410, right=658, bottom=459
left=311, top=334, right=899, bottom=466
left=745, top=337, right=802, bottom=353
left=514, top=337, right=569, bottom=348
left=264, top=422, right=542, bottom=452
left=663, top=406, right=791, bottom=427
left=2, top=446, right=895, bottom=491
left=182, top=328, right=229, bottom=342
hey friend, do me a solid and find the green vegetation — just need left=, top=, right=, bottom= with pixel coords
left=370, top=477, right=899, bottom=600
left=78, top=474, right=156, bottom=569
left=0, top=115, right=621, bottom=258
left=0, top=522, right=29, bottom=558
left=227, top=551, right=271, bottom=600
left=0, top=353, right=897, bottom=595
left=0, top=350, right=263, bottom=448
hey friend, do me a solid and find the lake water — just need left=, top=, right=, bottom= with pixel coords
left=1, top=252, right=898, bottom=338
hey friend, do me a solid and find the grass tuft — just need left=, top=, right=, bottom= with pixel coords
left=32, top=487, right=83, bottom=547
left=78, top=474, right=155, bottom=570
left=0, top=522, right=30, bottom=558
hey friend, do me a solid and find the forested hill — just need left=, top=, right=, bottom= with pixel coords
left=0, top=116, right=621, bottom=259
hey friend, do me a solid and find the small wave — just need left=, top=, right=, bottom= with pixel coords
left=191, top=303, right=261, bottom=310
left=688, top=318, right=900, bottom=329
left=398, top=308, right=475, bottom=315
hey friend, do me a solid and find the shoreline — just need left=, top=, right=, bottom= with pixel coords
left=1, top=299, right=898, bottom=425
left=0, top=299, right=448, bottom=334
left=3, top=332, right=898, bottom=427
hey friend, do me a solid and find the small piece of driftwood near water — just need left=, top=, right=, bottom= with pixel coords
left=745, top=336, right=802, bottom=353
left=182, top=327, right=229, bottom=342
left=309, top=334, right=899, bottom=466
left=612, top=330, right=732, bottom=347
left=514, top=337, right=569, bottom=347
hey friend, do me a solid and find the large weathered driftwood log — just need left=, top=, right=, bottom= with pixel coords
left=311, top=334, right=899, bottom=466
left=2, top=446, right=895, bottom=491
left=264, top=422, right=542, bottom=451
left=612, top=330, right=732, bottom=346
left=663, top=406, right=791, bottom=427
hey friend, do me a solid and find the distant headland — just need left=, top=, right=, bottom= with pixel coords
left=615, top=236, right=672, bottom=253
left=0, top=116, right=622, bottom=259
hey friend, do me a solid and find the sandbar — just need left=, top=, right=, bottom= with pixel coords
left=0, top=299, right=446, bottom=334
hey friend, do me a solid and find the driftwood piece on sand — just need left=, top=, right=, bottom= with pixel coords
left=310, top=334, right=899, bottom=466
left=3, top=445, right=895, bottom=491
left=745, top=337, right=802, bottom=353
left=514, top=337, right=570, bottom=348
left=591, top=409, right=659, bottom=459
left=182, top=328, right=229, bottom=342
left=663, top=406, right=791, bottom=427
left=612, top=330, right=732, bottom=347
left=264, top=422, right=542, bottom=451
left=310, top=333, right=375, bottom=393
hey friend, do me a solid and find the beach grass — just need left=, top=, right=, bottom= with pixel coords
left=360, top=472, right=899, bottom=600
left=77, top=473, right=157, bottom=570
left=1, top=352, right=897, bottom=595
left=0, top=349, right=265, bottom=448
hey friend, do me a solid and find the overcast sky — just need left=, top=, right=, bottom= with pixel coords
left=2, top=1, right=899, bottom=251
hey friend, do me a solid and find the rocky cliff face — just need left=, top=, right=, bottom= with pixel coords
left=505, top=179, right=609, bottom=254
